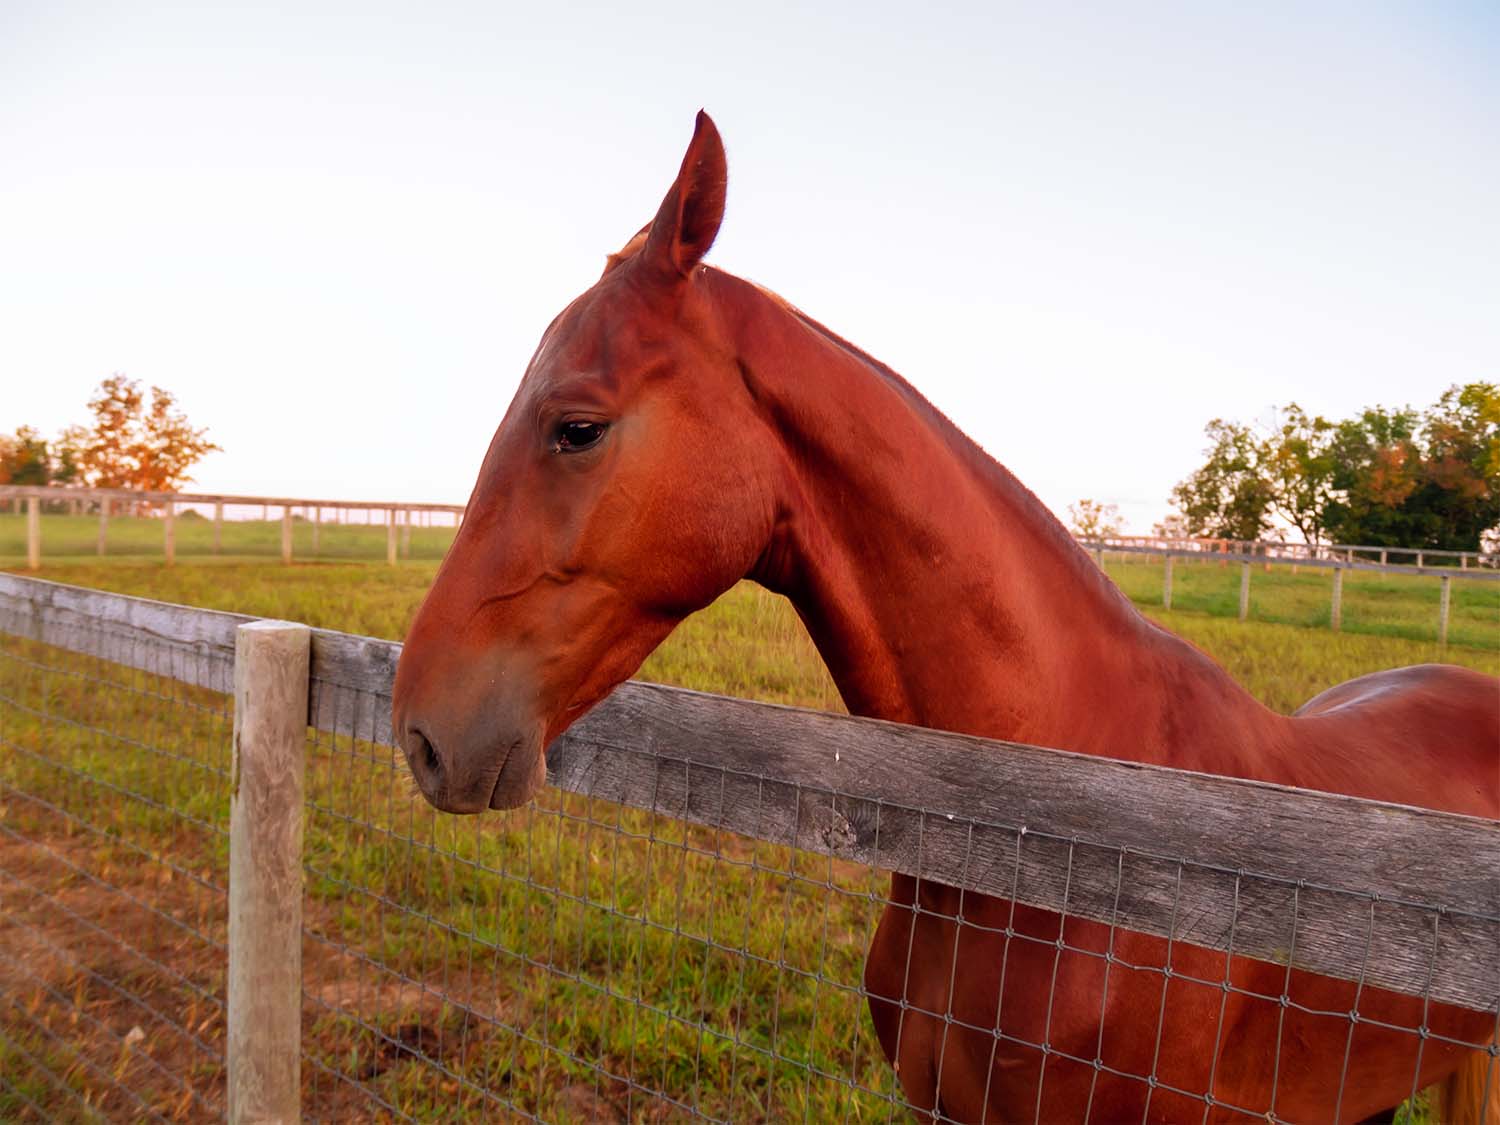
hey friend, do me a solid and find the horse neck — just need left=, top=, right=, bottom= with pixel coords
left=712, top=271, right=1286, bottom=772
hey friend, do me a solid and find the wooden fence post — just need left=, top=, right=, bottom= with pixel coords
left=312, top=507, right=321, bottom=555
left=1438, top=575, right=1451, bottom=646
left=26, top=496, right=40, bottom=570
left=228, top=620, right=309, bottom=1125
left=97, top=499, right=109, bottom=556
left=1416, top=551, right=1424, bottom=568
left=214, top=502, right=224, bottom=554
left=1239, top=562, right=1250, bottom=622
left=387, top=509, right=398, bottom=566
left=1162, top=555, right=1173, bottom=611
left=1379, top=549, right=1387, bottom=566
left=1330, top=566, right=1343, bottom=632
left=401, top=509, right=412, bottom=557
left=281, top=506, right=293, bottom=565
left=164, top=501, right=176, bottom=566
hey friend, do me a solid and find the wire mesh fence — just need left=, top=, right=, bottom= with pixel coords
left=298, top=673, right=905, bottom=1121
left=0, top=593, right=234, bottom=1121
left=1, top=574, right=1496, bottom=1122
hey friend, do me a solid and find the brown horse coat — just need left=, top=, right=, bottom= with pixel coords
left=393, top=113, right=1500, bottom=1122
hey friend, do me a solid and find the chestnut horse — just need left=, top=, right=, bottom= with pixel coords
left=393, top=114, right=1499, bottom=1122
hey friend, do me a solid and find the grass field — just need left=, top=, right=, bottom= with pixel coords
left=4, top=511, right=1495, bottom=653
left=1, top=544, right=1495, bottom=1120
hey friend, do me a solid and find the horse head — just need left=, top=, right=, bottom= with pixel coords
left=392, top=112, right=782, bottom=812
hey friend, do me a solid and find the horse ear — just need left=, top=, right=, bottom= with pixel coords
left=641, top=110, right=727, bottom=279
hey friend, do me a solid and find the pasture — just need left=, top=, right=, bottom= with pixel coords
left=1, top=547, right=1495, bottom=1119
left=2, top=507, right=1496, bottom=656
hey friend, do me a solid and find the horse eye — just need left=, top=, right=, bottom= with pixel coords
left=555, top=420, right=607, bottom=452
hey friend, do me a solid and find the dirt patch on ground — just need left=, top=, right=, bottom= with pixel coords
left=0, top=808, right=652, bottom=1122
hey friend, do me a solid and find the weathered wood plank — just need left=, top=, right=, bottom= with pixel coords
left=1440, top=575, right=1452, bottom=645
left=0, top=573, right=243, bottom=693
left=2, top=574, right=1496, bottom=1011
left=549, top=681, right=1499, bottom=1011
left=228, top=621, right=308, bottom=1124
left=26, top=497, right=40, bottom=570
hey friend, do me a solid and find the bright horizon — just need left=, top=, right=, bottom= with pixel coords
left=3, top=2, right=1497, bottom=534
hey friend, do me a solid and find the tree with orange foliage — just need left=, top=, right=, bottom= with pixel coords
left=70, top=375, right=220, bottom=492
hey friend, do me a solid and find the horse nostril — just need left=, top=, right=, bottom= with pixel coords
left=405, top=726, right=442, bottom=787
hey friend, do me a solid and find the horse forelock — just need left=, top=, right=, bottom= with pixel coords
left=603, top=224, right=653, bottom=274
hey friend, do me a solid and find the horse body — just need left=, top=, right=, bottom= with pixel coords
left=710, top=266, right=1499, bottom=1121
left=393, top=113, right=1499, bottom=1121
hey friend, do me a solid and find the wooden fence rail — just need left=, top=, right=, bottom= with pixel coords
left=1081, top=538, right=1496, bottom=644
left=1, top=572, right=1495, bottom=1017
left=0, top=484, right=464, bottom=568
left=1084, top=534, right=1497, bottom=571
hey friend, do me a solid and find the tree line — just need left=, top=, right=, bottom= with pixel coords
left=0, top=375, right=219, bottom=494
left=1066, top=382, right=1497, bottom=552
left=1167, top=382, right=1497, bottom=551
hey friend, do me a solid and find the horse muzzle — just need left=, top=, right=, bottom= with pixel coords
left=399, top=717, right=546, bottom=813
left=392, top=650, right=549, bottom=813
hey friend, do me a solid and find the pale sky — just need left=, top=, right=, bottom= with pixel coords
left=3, top=1, right=1497, bottom=532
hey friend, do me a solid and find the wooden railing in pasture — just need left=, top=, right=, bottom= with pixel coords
left=0, top=572, right=1495, bottom=1120
left=1082, top=533, right=1497, bottom=572
left=1078, top=535, right=1499, bottom=645
left=0, top=483, right=464, bottom=568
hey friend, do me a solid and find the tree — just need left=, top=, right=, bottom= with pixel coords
left=1416, top=382, right=1500, bottom=551
left=0, top=426, right=54, bottom=485
left=1068, top=499, right=1123, bottom=539
left=1169, top=383, right=1500, bottom=551
left=1169, top=420, right=1273, bottom=541
left=1260, top=404, right=1340, bottom=545
left=72, top=375, right=220, bottom=492
left=1321, top=406, right=1425, bottom=547
left=1152, top=514, right=1189, bottom=539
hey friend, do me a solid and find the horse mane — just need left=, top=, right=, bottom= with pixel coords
left=711, top=267, right=1116, bottom=593
left=603, top=224, right=652, bottom=275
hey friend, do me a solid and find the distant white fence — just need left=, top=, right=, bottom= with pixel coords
left=1081, top=533, right=1497, bottom=572
left=0, top=484, right=464, bottom=568
left=1077, top=536, right=1498, bottom=645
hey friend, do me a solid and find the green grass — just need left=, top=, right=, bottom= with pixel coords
left=0, top=553, right=1493, bottom=1119
left=4, top=512, right=1495, bottom=652
left=6, top=556, right=1494, bottom=707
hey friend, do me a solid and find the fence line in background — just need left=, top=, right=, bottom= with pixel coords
left=1, top=573, right=1496, bottom=1119
left=6, top=485, right=1495, bottom=577
left=1083, top=538, right=1500, bottom=581
left=1086, top=533, right=1497, bottom=571
left=1, top=484, right=464, bottom=569
left=1080, top=538, right=1497, bottom=644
